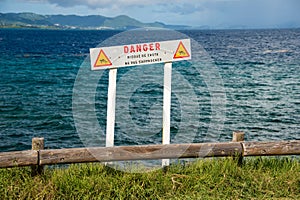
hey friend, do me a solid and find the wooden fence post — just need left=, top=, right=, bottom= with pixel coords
left=31, top=137, right=44, bottom=176
left=232, top=131, right=245, bottom=142
left=232, top=131, right=244, bottom=166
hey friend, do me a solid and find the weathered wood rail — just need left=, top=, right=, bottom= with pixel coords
left=0, top=132, right=299, bottom=169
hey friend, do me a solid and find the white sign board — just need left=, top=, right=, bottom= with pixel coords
left=90, top=38, right=192, bottom=167
left=90, top=39, right=191, bottom=70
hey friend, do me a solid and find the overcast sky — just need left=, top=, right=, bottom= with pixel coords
left=0, top=0, right=300, bottom=28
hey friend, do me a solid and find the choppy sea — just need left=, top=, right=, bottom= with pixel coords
left=0, top=28, right=299, bottom=152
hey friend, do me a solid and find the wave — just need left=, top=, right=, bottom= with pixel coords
left=263, top=49, right=290, bottom=54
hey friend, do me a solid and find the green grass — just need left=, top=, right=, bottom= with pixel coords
left=0, top=157, right=299, bottom=199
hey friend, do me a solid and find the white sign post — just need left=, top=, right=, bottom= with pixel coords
left=90, top=39, right=191, bottom=167
left=162, top=62, right=172, bottom=167
left=106, top=68, right=117, bottom=147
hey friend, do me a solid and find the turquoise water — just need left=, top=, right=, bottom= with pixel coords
left=0, top=28, right=299, bottom=152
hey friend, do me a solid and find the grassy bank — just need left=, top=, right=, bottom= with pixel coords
left=0, top=157, right=299, bottom=199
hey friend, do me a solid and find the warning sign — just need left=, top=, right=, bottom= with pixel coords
left=94, top=49, right=112, bottom=68
left=173, top=41, right=190, bottom=59
left=90, top=39, right=191, bottom=70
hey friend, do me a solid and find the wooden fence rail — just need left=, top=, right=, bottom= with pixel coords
left=0, top=150, right=38, bottom=168
left=0, top=132, right=299, bottom=169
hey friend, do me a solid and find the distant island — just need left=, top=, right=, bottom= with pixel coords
left=0, top=12, right=190, bottom=30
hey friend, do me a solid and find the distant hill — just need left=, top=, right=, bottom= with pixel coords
left=0, top=12, right=190, bottom=30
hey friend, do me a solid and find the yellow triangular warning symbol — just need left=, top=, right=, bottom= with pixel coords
left=94, top=49, right=112, bottom=68
left=173, top=41, right=190, bottom=59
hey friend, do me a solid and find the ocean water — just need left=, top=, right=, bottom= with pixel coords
left=0, top=28, right=299, bottom=152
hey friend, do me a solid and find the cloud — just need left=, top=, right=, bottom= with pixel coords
left=46, top=0, right=165, bottom=8
left=25, top=0, right=227, bottom=10
left=154, top=3, right=204, bottom=15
